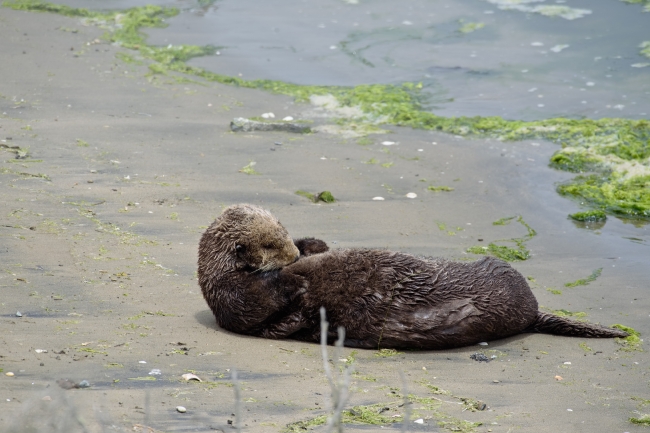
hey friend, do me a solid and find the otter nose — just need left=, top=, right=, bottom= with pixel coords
left=292, top=253, right=300, bottom=263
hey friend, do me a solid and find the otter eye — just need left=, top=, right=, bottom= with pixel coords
left=235, top=244, right=244, bottom=252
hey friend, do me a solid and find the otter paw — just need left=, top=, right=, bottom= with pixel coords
left=294, top=237, right=329, bottom=256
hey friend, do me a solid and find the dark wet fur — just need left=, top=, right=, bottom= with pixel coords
left=198, top=205, right=628, bottom=349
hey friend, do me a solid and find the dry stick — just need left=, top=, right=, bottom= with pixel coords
left=320, top=307, right=353, bottom=433
left=399, top=371, right=411, bottom=433
left=231, top=369, right=242, bottom=433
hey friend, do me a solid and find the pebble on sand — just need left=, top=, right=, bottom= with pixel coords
left=372, top=197, right=385, bottom=201
left=176, top=406, right=187, bottom=413
left=406, top=192, right=417, bottom=199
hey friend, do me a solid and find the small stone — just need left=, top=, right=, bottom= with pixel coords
left=15, top=312, right=22, bottom=317
left=478, top=342, right=488, bottom=346
left=406, top=192, right=417, bottom=199
left=555, top=375, right=563, bottom=381
left=282, top=116, right=294, bottom=121
left=381, top=141, right=396, bottom=146
left=492, top=380, right=499, bottom=383
left=372, top=197, right=385, bottom=201
left=35, top=349, right=47, bottom=354
left=176, top=406, right=186, bottom=413
left=261, top=112, right=275, bottom=119
left=563, top=361, right=571, bottom=365
left=77, top=380, right=90, bottom=388
left=414, top=419, right=424, bottom=424
left=5, top=372, right=14, bottom=377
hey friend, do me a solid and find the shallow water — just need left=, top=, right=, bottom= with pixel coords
left=61, top=0, right=650, bottom=120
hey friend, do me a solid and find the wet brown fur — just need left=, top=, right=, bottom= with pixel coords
left=198, top=204, right=628, bottom=349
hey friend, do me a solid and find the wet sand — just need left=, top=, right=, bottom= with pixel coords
left=1, top=7, right=649, bottom=433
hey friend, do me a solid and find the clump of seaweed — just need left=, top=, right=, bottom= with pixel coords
left=569, top=210, right=607, bottom=222
left=612, top=324, right=643, bottom=352
left=466, top=215, right=535, bottom=262
left=295, top=190, right=336, bottom=203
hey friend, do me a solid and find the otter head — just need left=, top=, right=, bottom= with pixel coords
left=200, top=204, right=300, bottom=273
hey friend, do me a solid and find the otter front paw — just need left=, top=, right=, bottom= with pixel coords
left=294, top=237, right=329, bottom=256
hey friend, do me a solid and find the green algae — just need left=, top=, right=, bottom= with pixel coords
left=550, top=309, right=587, bottom=319
left=375, top=348, right=401, bottom=357
left=579, top=342, right=592, bottom=352
left=564, top=268, right=602, bottom=287
left=569, top=210, right=607, bottom=222
left=458, top=20, right=485, bottom=34
left=558, top=173, right=650, bottom=219
left=467, top=215, right=535, bottom=261
left=467, top=243, right=529, bottom=261
left=295, top=190, right=336, bottom=203
left=238, top=161, right=259, bottom=175
left=612, top=324, right=643, bottom=351
left=630, top=414, right=650, bottom=426
left=428, top=185, right=454, bottom=192
left=6, top=0, right=650, bottom=222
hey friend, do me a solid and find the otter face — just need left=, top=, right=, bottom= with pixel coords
left=218, top=204, right=299, bottom=272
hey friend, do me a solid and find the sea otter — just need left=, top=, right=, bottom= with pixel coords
left=198, top=204, right=628, bottom=349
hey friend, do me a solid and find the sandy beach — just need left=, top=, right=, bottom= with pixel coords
left=1, top=6, right=648, bottom=433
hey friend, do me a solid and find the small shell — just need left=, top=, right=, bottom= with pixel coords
left=181, top=373, right=202, bottom=382
left=555, top=375, right=563, bottom=381
left=406, top=193, right=417, bottom=199
left=372, top=197, right=385, bottom=201
left=414, top=419, right=424, bottom=424
left=176, top=406, right=187, bottom=413
left=381, top=141, right=396, bottom=146
left=5, top=372, right=15, bottom=377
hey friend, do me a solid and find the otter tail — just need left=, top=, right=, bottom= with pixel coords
left=525, top=312, right=628, bottom=338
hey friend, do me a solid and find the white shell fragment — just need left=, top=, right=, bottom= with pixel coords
left=372, top=197, right=385, bottom=201
left=478, top=342, right=489, bottom=346
left=414, top=419, right=424, bottom=424
left=5, top=372, right=15, bottom=377
left=35, top=349, right=48, bottom=354
left=550, top=44, right=569, bottom=53
left=563, top=361, right=572, bottom=365
left=148, top=369, right=162, bottom=375
left=406, top=193, right=417, bottom=199
left=176, top=406, right=187, bottom=413
left=181, top=373, right=202, bottom=382
left=261, top=112, right=275, bottom=119
left=282, top=116, right=294, bottom=121
left=381, top=141, right=397, bottom=146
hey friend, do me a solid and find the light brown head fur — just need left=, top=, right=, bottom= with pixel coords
left=198, top=204, right=299, bottom=277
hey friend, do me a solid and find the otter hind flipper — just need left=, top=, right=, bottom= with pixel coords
left=525, top=311, right=629, bottom=338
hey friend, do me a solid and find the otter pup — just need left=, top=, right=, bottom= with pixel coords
left=198, top=204, right=628, bottom=349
